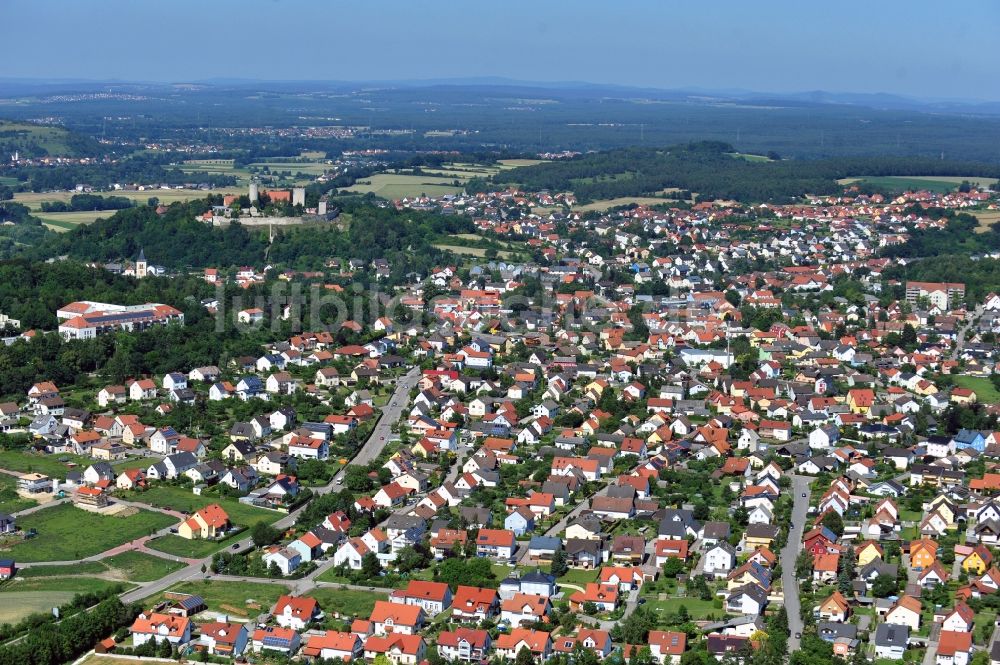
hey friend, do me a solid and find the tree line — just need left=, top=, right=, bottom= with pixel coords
left=491, top=141, right=1000, bottom=203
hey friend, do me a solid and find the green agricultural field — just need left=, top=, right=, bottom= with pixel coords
left=345, top=173, right=464, bottom=199
left=0, top=449, right=92, bottom=476
left=35, top=210, right=110, bottom=232
left=836, top=175, right=994, bottom=194
left=311, top=586, right=387, bottom=620
left=103, top=551, right=185, bottom=582
left=160, top=580, right=289, bottom=616
left=127, top=485, right=281, bottom=528
left=953, top=375, right=1000, bottom=404
left=7, top=503, right=175, bottom=562
left=0, top=121, right=79, bottom=156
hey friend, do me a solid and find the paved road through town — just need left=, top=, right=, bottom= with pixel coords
left=781, top=473, right=811, bottom=654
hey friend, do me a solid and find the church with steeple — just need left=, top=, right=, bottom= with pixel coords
left=135, top=248, right=148, bottom=279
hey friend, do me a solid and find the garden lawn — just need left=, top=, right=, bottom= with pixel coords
left=311, top=587, right=386, bottom=620
left=161, top=580, right=289, bottom=616
left=6, top=503, right=175, bottom=562
left=953, top=375, right=1000, bottom=404
left=0, top=450, right=91, bottom=476
left=127, top=485, right=281, bottom=527
left=557, top=568, right=598, bottom=585
left=645, top=596, right=720, bottom=620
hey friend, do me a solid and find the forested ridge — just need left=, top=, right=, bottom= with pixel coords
left=491, top=142, right=1000, bottom=203
left=25, top=196, right=474, bottom=275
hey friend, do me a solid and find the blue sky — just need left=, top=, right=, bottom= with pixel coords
left=4, top=0, right=998, bottom=100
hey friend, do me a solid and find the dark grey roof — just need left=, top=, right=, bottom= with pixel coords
left=874, top=623, right=908, bottom=648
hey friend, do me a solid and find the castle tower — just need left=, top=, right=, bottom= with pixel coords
left=292, top=187, right=306, bottom=207
left=136, top=248, right=147, bottom=279
left=249, top=182, right=259, bottom=203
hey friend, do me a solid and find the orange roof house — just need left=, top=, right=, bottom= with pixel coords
left=178, top=504, right=230, bottom=540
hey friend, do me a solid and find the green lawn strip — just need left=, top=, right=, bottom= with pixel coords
left=7, top=503, right=175, bottom=562
left=103, top=551, right=186, bottom=582
left=0, top=576, right=133, bottom=595
left=18, top=561, right=109, bottom=577
left=146, top=533, right=239, bottom=558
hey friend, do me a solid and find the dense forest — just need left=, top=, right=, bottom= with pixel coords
left=28, top=198, right=267, bottom=268
left=880, top=213, right=1000, bottom=259
left=883, top=256, right=1000, bottom=305
left=8, top=154, right=238, bottom=192
left=491, top=142, right=1000, bottom=203
left=0, top=203, right=54, bottom=258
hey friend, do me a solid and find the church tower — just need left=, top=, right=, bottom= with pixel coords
left=136, top=248, right=147, bottom=279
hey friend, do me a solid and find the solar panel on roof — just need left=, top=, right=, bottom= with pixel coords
left=178, top=595, right=204, bottom=609
left=262, top=636, right=292, bottom=648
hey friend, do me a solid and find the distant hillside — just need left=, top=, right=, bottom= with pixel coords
left=0, top=120, right=102, bottom=158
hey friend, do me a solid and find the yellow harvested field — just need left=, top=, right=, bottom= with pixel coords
left=571, top=196, right=675, bottom=212
left=0, top=591, right=75, bottom=624
left=974, top=210, right=1000, bottom=233
left=431, top=244, right=517, bottom=259
left=497, top=159, right=546, bottom=168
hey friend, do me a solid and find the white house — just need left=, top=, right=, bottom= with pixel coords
left=703, top=542, right=737, bottom=577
